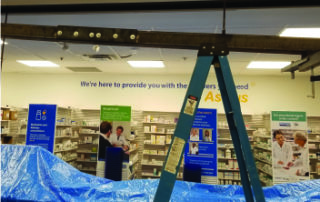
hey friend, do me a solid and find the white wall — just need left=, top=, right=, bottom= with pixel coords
left=2, top=72, right=320, bottom=115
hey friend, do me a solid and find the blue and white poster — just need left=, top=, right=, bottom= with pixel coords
left=184, top=108, right=218, bottom=184
left=26, top=104, right=57, bottom=153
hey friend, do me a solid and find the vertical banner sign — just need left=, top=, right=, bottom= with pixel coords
left=26, top=104, right=57, bottom=153
left=98, top=105, right=132, bottom=179
left=271, top=111, right=309, bottom=184
left=184, top=108, right=218, bottom=184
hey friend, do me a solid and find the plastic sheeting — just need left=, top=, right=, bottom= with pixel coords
left=1, top=145, right=320, bottom=202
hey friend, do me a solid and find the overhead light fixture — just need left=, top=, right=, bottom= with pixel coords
left=247, top=61, right=291, bottom=69
left=17, top=60, right=59, bottom=68
left=0, top=39, right=8, bottom=45
left=280, top=28, right=320, bottom=38
left=127, top=60, right=165, bottom=68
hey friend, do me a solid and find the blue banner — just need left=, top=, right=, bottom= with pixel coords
left=26, top=104, right=57, bottom=153
left=184, top=108, right=217, bottom=177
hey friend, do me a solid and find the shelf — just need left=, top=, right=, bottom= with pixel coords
left=79, top=133, right=100, bottom=135
left=310, top=158, right=320, bottom=161
left=219, top=138, right=254, bottom=142
left=78, top=143, right=98, bottom=146
left=77, top=151, right=97, bottom=154
left=309, top=148, right=320, bottom=150
left=54, top=148, right=78, bottom=153
left=55, top=136, right=79, bottom=139
left=218, top=147, right=235, bottom=149
left=143, top=121, right=176, bottom=125
left=220, top=178, right=241, bottom=181
left=143, top=153, right=167, bottom=157
left=79, top=169, right=96, bottom=172
left=255, top=158, right=272, bottom=165
left=76, top=160, right=97, bottom=163
left=218, top=168, right=240, bottom=172
left=56, top=125, right=73, bottom=127
left=76, top=125, right=99, bottom=129
left=144, top=143, right=169, bottom=146
left=141, top=163, right=164, bottom=167
left=1, top=120, right=10, bottom=122
left=309, top=140, right=320, bottom=143
left=309, top=133, right=320, bottom=135
left=144, top=132, right=168, bottom=135
left=218, top=128, right=255, bottom=132
left=310, top=172, right=319, bottom=175
left=258, top=168, right=273, bottom=176
left=254, top=136, right=270, bottom=139
left=65, top=158, right=77, bottom=162
left=218, top=157, right=237, bottom=160
left=254, top=146, right=272, bottom=152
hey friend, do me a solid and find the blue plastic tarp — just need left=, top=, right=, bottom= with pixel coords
left=1, top=145, right=320, bottom=201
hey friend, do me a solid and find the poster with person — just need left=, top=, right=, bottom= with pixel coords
left=97, top=105, right=131, bottom=179
left=271, top=111, right=309, bottom=184
left=184, top=108, right=218, bottom=184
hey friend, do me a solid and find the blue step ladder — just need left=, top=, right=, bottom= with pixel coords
left=154, top=45, right=265, bottom=202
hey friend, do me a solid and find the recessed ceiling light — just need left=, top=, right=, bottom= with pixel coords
left=247, top=61, right=291, bottom=69
left=127, top=61, right=165, bottom=68
left=0, top=39, right=8, bottom=45
left=280, top=28, right=320, bottom=38
left=17, top=60, right=59, bottom=68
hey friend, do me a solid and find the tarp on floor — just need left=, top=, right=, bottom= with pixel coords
left=1, top=145, right=320, bottom=201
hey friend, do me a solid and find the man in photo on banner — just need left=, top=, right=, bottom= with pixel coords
left=112, top=126, right=129, bottom=152
left=273, top=130, right=293, bottom=168
left=286, top=131, right=309, bottom=176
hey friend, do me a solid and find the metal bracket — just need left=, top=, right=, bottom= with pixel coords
left=56, top=25, right=138, bottom=44
left=198, top=43, right=229, bottom=56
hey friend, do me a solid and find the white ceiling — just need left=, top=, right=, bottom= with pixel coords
left=2, top=7, right=320, bottom=76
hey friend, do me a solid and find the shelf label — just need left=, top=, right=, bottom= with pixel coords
left=26, top=104, right=57, bottom=153
left=165, top=137, right=185, bottom=174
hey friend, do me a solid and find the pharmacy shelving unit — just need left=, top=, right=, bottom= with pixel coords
left=1, top=107, right=28, bottom=145
left=53, top=107, right=79, bottom=168
left=217, top=128, right=255, bottom=185
left=70, top=109, right=101, bottom=176
left=141, top=111, right=183, bottom=179
left=73, top=124, right=100, bottom=175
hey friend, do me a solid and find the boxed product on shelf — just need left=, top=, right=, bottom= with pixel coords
left=144, top=126, right=150, bottom=133
left=167, top=129, right=175, bottom=134
left=150, top=150, right=158, bottom=155
left=72, top=142, right=78, bottom=149
left=143, top=150, right=150, bottom=154
left=83, top=136, right=93, bottom=144
left=317, top=163, right=320, bottom=175
left=144, top=140, right=151, bottom=144
left=228, top=160, right=234, bottom=169
left=156, top=136, right=165, bottom=145
left=9, top=110, right=18, bottom=120
left=166, top=135, right=172, bottom=144
left=158, top=150, right=165, bottom=155
left=55, top=144, right=63, bottom=151
left=2, top=109, right=10, bottom=120
left=90, top=154, right=97, bottom=161
left=158, top=128, right=165, bottom=133
left=62, top=140, right=72, bottom=150
left=233, top=160, right=239, bottom=169
left=150, top=125, right=157, bottom=132
left=151, top=135, right=156, bottom=144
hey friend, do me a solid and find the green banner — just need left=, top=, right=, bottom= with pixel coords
left=100, top=105, right=131, bottom=121
left=271, top=111, right=306, bottom=122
